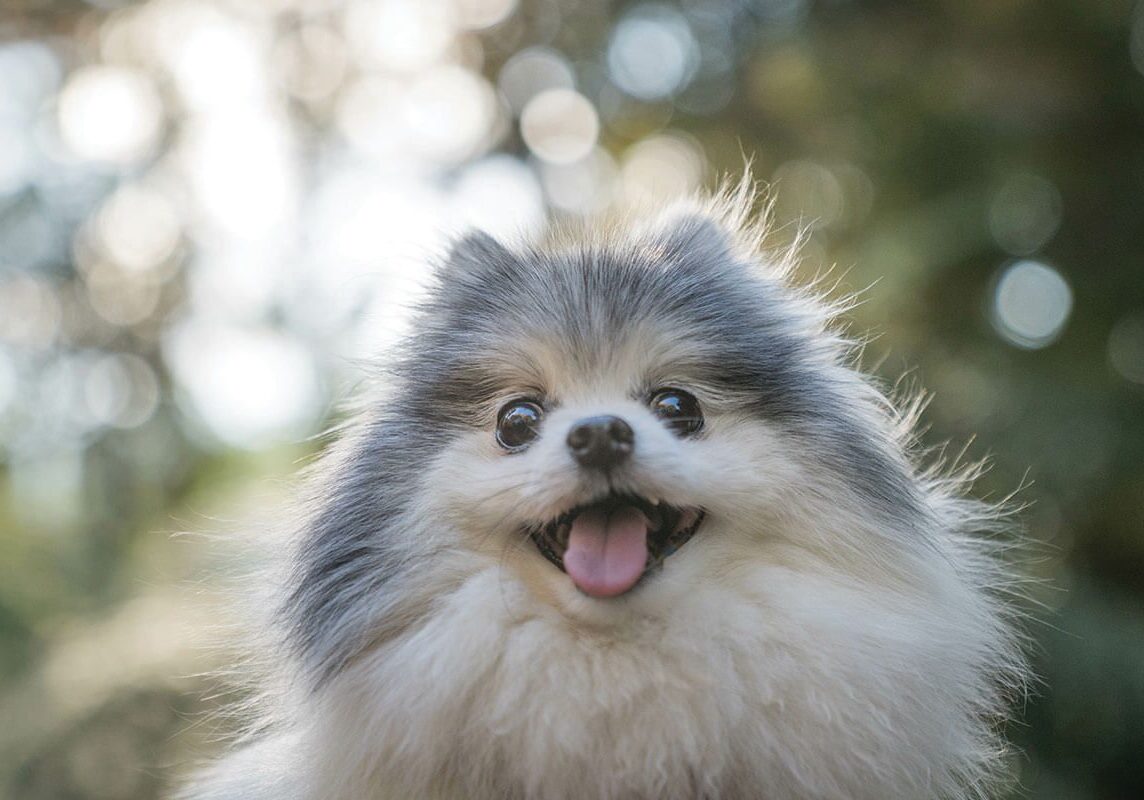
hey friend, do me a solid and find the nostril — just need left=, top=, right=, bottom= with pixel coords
left=566, top=415, right=635, bottom=469
left=608, top=417, right=634, bottom=446
left=566, top=425, right=592, bottom=452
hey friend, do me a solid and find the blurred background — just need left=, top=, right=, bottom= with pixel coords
left=0, top=0, right=1141, bottom=797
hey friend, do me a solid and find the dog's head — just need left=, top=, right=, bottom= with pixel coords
left=284, top=205, right=946, bottom=682
left=376, top=209, right=931, bottom=617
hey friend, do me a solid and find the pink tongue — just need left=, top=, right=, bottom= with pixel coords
left=563, top=506, right=649, bottom=598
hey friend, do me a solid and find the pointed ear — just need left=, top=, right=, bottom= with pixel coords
left=439, top=230, right=521, bottom=286
left=657, top=213, right=737, bottom=267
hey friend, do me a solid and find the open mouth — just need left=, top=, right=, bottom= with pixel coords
left=528, top=494, right=705, bottom=599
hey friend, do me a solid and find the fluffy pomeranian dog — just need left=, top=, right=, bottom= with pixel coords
left=186, top=187, right=1026, bottom=800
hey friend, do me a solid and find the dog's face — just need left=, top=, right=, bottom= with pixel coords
left=400, top=215, right=926, bottom=620
left=433, top=320, right=779, bottom=607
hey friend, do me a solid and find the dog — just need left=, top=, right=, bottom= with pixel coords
left=184, top=187, right=1027, bottom=799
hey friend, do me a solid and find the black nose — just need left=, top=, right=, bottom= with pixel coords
left=566, top=415, right=634, bottom=470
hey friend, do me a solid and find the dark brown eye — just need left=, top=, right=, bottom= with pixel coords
left=649, top=388, right=703, bottom=437
left=496, top=400, right=543, bottom=451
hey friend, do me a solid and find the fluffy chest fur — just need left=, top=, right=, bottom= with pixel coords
left=271, top=531, right=1006, bottom=800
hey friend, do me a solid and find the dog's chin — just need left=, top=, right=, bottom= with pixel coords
left=525, top=492, right=705, bottom=600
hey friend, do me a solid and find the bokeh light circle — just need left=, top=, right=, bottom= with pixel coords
left=58, top=65, right=162, bottom=164
left=520, top=88, right=599, bottom=164
left=344, top=0, right=455, bottom=73
left=773, top=159, right=846, bottom=229
left=95, top=183, right=181, bottom=273
left=607, top=4, right=698, bottom=101
left=619, top=133, right=706, bottom=206
left=83, top=353, right=160, bottom=430
left=989, top=172, right=1063, bottom=256
left=164, top=322, right=323, bottom=450
left=991, top=260, right=1073, bottom=349
left=498, top=47, right=575, bottom=115
left=402, top=66, right=499, bottom=164
left=541, top=147, right=618, bottom=214
left=1109, top=314, right=1144, bottom=384
left=450, top=155, right=545, bottom=239
left=455, top=0, right=518, bottom=30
